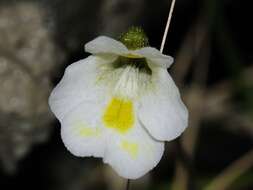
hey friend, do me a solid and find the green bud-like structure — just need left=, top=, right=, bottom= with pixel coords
left=119, top=27, right=149, bottom=50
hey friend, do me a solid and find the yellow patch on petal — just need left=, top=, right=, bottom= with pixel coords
left=103, top=97, right=134, bottom=133
left=120, top=140, right=138, bottom=159
left=74, top=122, right=101, bottom=137
left=79, top=127, right=101, bottom=137
left=125, top=53, right=143, bottom=59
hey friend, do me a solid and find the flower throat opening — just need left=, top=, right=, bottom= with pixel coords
left=112, top=56, right=152, bottom=75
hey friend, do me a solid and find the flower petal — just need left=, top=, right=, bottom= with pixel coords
left=134, top=47, right=174, bottom=68
left=85, top=36, right=128, bottom=55
left=61, top=100, right=107, bottom=157
left=49, top=55, right=117, bottom=121
left=138, top=68, right=188, bottom=141
left=103, top=117, right=164, bottom=179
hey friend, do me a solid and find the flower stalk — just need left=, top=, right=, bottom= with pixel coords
left=160, top=0, right=177, bottom=53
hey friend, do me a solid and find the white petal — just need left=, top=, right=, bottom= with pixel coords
left=49, top=55, right=116, bottom=121
left=61, top=100, right=107, bottom=157
left=138, top=68, right=188, bottom=141
left=85, top=36, right=128, bottom=55
left=103, top=118, right=164, bottom=179
left=85, top=36, right=173, bottom=69
left=134, top=47, right=174, bottom=68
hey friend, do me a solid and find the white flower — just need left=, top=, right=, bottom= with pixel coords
left=49, top=29, right=188, bottom=179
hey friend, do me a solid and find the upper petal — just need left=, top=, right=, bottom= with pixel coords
left=134, top=47, right=174, bottom=68
left=85, top=36, right=174, bottom=70
left=138, top=68, right=188, bottom=141
left=85, top=36, right=128, bottom=55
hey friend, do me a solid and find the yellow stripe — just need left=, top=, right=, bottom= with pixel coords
left=103, top=97, right=134, bottom=133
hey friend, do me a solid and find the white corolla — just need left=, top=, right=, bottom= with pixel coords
left=49, top=28, right=188, bottom=179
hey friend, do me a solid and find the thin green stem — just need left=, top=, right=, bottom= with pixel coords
left=126, top=179, right=130, bottom=190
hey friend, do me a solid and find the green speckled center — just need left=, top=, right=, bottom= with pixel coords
left=119, top=27, right=149, bottom=50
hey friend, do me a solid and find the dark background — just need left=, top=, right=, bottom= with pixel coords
left=0, top=0, right=252, bottom=190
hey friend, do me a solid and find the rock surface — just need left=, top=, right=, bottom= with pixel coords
left=0, top=1, right=64, bottom=173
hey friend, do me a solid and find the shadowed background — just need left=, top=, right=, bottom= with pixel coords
left=0, top=0, right=252, bottom=190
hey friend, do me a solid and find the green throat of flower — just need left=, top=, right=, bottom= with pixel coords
left=112, top=56, right=152, bottom=75
left=119, top=27, right=149, bottom=50
left=116, top=27, right=151, bottom=75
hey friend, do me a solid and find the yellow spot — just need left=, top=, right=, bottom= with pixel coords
left=125, top=53, right=143, bottom=59
left=79, top=127, right=101, bottom=137
left=74, top=122, right=101, bottom=137
left=103, top=97, right=134, bottom=133
left=120, top=140, right=138, bottom=159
